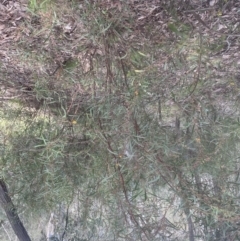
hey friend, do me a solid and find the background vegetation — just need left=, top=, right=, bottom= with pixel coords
left=0, top=0, right=240, bottom=240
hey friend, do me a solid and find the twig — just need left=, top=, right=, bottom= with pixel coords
left=60, top=204, right=69, bottom=241
left=1, top=222, right=12, bottom=241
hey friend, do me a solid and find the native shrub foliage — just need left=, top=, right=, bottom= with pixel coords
left=1, top=0, right=240, bottom=240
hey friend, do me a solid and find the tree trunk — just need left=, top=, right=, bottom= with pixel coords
left=0, top=179, right=32, bottom=241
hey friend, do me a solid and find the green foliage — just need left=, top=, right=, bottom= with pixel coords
left=28, top=0, right=52, bottom=12
left=1, top=0, right=240, bottom=240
